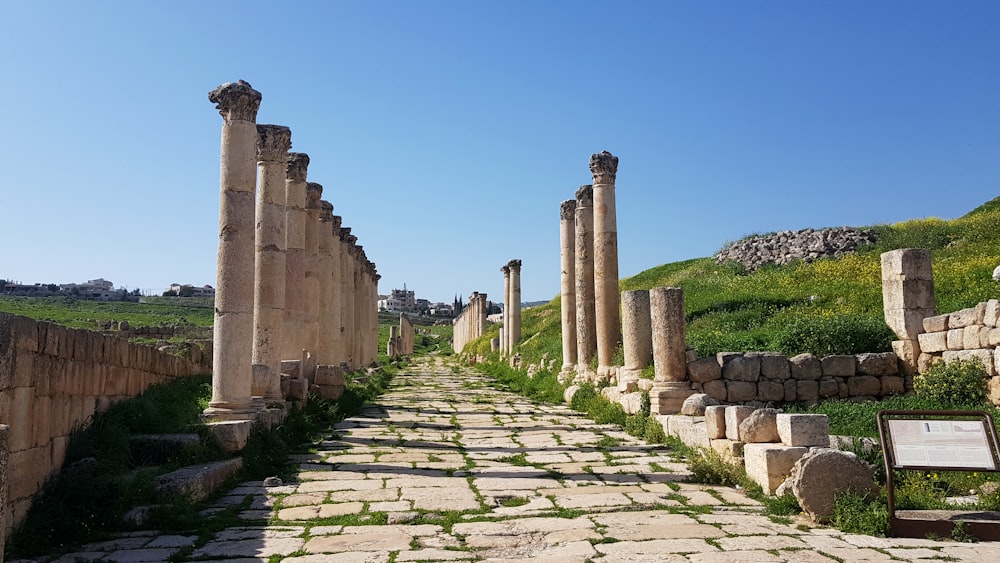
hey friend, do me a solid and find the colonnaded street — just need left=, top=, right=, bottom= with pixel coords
left=21, top=356, right=1000, bottom=562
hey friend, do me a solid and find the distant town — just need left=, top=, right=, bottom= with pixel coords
left=2, top=278, right=544, bottom=318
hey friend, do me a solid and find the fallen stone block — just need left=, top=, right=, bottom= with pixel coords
left=619, top=392, right=645, bottom=415
left=205, top=420, right=253, bottom=453
left=564, top=384, right=580, bottom=405
left=739, top=408, right=779, bottom=443
left=776, top=414, right=829, bottom=447
left=724, top=406, right=753, bottom=441
left=680, top=393, right=717, bottom=416
left=743, top=443, right=808, bottom=495
left=666, top=415, right=709, bottom=449
left=704, top=405, right=726, bottom=440
left=156, top=458, right=243, bottom=502
left=789, top=449, right=878, bottom=522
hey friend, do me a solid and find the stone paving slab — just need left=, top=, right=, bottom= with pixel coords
left=15, top=354, right=1000, bottom=562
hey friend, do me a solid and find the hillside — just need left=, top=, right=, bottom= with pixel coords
left=472, top=196, right=1000, bottom=364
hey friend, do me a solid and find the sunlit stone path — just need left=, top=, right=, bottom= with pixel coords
left=25, top=356, right=1000, bottom=562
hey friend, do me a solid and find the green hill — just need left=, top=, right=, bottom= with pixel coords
left=473, top=196, right=1000, bottom=364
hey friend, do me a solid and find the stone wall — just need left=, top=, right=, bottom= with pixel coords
left=714, top=227, right=877, bottom=272
left=686, top=351, right=904, bottom=404
left=917, top=300, right=1000, bottom=401
left=0, top=312, right=209, bottom=537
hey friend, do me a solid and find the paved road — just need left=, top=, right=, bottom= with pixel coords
left=18, top=355, right=1000, bottom=562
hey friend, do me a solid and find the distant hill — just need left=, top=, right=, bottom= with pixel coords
left=468, top=196, right=1000, bottom=364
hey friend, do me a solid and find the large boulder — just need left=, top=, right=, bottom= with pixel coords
left=788, top=449, right=879, bottom=522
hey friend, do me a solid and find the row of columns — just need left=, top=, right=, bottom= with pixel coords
left=558, top=151, right=621, bottom=379
left=453, top=292, right=487, bottom=353
left=387, top=314, right=415, bottom=358
left=500, top=259, right=522, bottom=355
left=204, top=80, right=379, bottom=422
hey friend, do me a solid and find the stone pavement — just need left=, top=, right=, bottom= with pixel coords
left=16, top=356, right=1000, bottom=562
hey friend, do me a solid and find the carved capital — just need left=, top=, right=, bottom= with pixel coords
left=330, top=214, right=343, bottom=230
left=501, top=265, right=510, bottom=276
left=560, top=199, right=577, bottom=221
left=575, top=184, right=593, bottom=207
left=319, top=200, right=334, bottom=221
left=507, top=259, right=522, bottom=273
left=256, top=125, right=291, bottom=163
left=589, top=150, right=618, bottom=184
left=208, top=80, right=261, bottom=123
left=339, top=227, right=351, bottom=240
left=286, top=152, right=310, bottom=181
left=306, top=182, right=323, bottom=208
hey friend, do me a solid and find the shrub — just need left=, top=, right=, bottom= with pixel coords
left=831, top=489, right=890, bottom=536
left=913, top=358, right=988, bottom=407
left=773, top=314, right=894, bottom=356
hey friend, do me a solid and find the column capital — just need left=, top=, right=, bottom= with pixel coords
left=339, top=227, right=351, bottom=240
left=330, top=214, right=343, bottom=230
left=286, top=152, right=310, bottom=181
left=507, top=259, right=522, bottom=273
left=256, top=125, right=291, bottom=163
left=589, top=150, right=618, bottom=184
left=209, top=80, right=261, bottom=123
left=501, top=264, right=510, bottom=276
left=319, top=200, right=334, bottom=221
left=560, top=199, right=577, bottom=220
left=575, top=184, right=593, bottom=206
left=306, top=182, right=323, bottom=208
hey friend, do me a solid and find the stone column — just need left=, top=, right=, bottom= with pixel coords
left=881, top=249, right=935, bottom=376
left=341, top=232, right=357, bottom=367
left=508, top=259, right=522, bottom=351
left=649, top=287, right=695, bottom=414
left=204, top=80, right=260, bottom=420
left=478, top=292, right=488, bottom=341
left=251, top=124, right=291, bottom=406
left=501, top=265, right=511, bottom=354
left=328, top=214, right=345, bottom=365
left=574, top=185, right=597, bottom=373
left=591, top=151, right=621, bottom=378
left=283, top=152, right=309, bottom=360
left=317, top=201, right=335, bottom=365
left=560, top=199, right=578, bottom=374
left=353, top=245, right=365, bottom=365
left=303, top=183, right=323, bottom=358
left=619, top=290, right=652, bottom=387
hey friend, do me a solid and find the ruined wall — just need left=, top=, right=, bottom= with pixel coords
left=399, top=315, right=414, bottom=356
left=0, top=312, right=210, bottom=535
left=917, top=300, right=1000, bottom=402
left=686, top=351, right=905, bottom=404
left=714, top=227, right=877, bottom=272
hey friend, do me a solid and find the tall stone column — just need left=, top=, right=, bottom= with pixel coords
left=477, top=292, right=488, bottom=341
left=204, top=80, right=260, bottom=420
left=649, top=287, right=695, bottom=414
left=328, top=214, right=345, bottom=364
left=619, top=290, right=652, bottom=386
left=574, top=185, right=597, bottom=374
left=283, top=152, right=309, bottom=360
left=591, top=151, right=621, bottom=378
left=251, top=124, right=291, bottom=406
left=559, top=199, right=578, bottom=374
left=881, top=249, right=935, bottom=376
left=352, top=245, right=365, bottom=365
left=317, top=201, right=335, bottom=365
left=341, top=232, right=357, bottom=367
left=500, top=265, right=511, bottom=354
left=508, top=259, right=522, bottom=352
left=303, top=183, right=323, bottom=358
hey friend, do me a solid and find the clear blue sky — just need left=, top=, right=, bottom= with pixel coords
left=1, top=1, right=997, bottom=304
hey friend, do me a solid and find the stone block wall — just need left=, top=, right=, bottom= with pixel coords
left=0, top=312, right=209, bottom=538
left=686, top=351, right=905, bottom=404
left=917, top=300, right=1000, bottom=399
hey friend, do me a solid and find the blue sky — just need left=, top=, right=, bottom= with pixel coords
left=1, top=1, right=997, bottom=304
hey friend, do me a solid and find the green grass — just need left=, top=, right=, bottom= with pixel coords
left=0, top=296, right=214, bottom=330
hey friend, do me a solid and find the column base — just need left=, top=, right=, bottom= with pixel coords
left=649, top=382, right=697, bottom=415
left=201, top=402, right=256, bottom=422
left=618, top=367, right=643, bottom=391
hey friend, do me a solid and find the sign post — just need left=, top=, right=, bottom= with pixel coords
left=878, top=410, right=1000, bottom=540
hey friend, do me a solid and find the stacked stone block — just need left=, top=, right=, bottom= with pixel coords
left=0, top=313, right=208, bottom=536
left=688, top=351, right=902, bottom=404
left=918, top=299, right=1000, bottom=401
